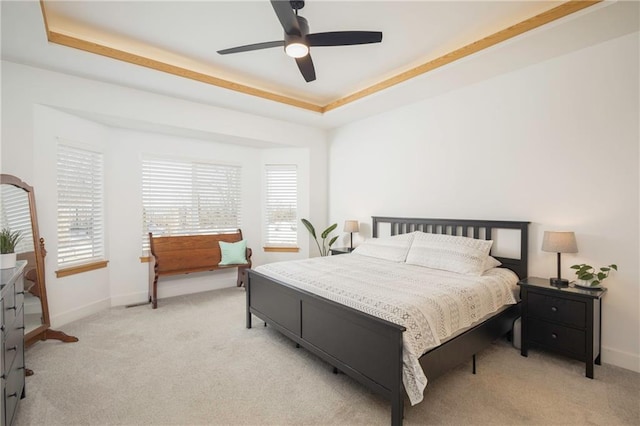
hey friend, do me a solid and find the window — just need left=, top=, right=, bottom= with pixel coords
left=264, top=164, right=297, bottom=249
left=141, top=157, right=242, bottom=253
left=57, top=144, right=105, bottom=267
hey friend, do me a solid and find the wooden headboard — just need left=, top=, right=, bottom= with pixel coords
left=372, top=216, right=530, bottom=279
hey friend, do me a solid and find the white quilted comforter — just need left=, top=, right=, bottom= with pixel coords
left=255, top=253, right=518, bottom=405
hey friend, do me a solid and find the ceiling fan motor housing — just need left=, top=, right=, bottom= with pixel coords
left=284, top=15, right=309, bottom=54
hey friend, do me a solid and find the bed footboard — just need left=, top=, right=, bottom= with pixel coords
left=247, top=269, right=407, bottom=426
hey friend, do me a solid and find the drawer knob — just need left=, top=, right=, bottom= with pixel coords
left=551, top=333, right=558, bottom=339
left=551, top=306, right=558, bottom=312
left=0, top=325, right=4, bottom=332
left=8, top=392, right=17, bottom=398
left=7, top=345, right=17, bottom=351
left=7, top=305, right=16, bottom=311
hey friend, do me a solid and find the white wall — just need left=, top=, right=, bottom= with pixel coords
left=1, top=61, right=327, bottom=325
left=33, top=106, right=112, bottom=323
left=329, top=33, right=639, bottom=372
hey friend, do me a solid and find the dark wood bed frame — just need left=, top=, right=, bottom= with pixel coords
left=246, top=216, right=529, bottom=425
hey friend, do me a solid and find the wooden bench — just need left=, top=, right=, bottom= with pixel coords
left=148, top=230, right=252, bottom=309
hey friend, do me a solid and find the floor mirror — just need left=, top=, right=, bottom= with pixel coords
left=1, top=174, right=78, bottom=367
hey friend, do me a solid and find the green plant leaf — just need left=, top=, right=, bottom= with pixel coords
left=610, top=264, right=618, bottom=270
left=321, top=223, right=337, bottom=239
left=328, top=235, right=338, bottom=248
left=301, top=219, right=316, bottom=239
left=0, top=228, right=22, bottom=254
left=570, top=265, right=581, bottom=269
left=600, top=267, right=610, bottom=272
left=591, top=280, right=601, bottom=286
left=581, top=273, right=594, bottom=280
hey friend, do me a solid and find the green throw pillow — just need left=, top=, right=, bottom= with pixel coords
left=219, top=240, right=247, bottom=265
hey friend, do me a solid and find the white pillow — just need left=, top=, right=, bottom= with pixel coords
left=405, top=232, right=493, bottom=276
left=483, top=256, right=502, bottom=272
left=352, top=232, right=415, bottom=263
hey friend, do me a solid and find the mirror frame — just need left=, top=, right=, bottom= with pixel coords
left=1, top=174, right=77, bottom=347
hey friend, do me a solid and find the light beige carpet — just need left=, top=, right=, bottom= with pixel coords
left=15, top=287, right=640, bottom=425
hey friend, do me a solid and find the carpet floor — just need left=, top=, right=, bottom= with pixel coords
left=14, top=287, right=640, bottom=425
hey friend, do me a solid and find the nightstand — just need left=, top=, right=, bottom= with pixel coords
left=329, top=247, right=353, bottom=255
left=518, top=277, right=606, bottom=378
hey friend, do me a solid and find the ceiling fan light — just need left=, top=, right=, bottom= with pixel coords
left=285, top=42, right=309, bottom=58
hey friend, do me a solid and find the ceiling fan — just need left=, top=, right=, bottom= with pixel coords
left=217, top=0, right=383, bottom=83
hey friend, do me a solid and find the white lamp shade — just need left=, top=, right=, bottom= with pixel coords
left=343, top=220, right=359, bottom=233
left=541, top=231, right=578, bottom=253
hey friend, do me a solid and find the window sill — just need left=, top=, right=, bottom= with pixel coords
left=263, top=247, right=299, bottom=253
left=56, top=260, right=109, bottom=278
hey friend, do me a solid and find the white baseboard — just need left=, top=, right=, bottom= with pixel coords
left=51, top=282, right=237, bottom=324
left=110, top=277, right=236, bottom=308
left=50, top=297, right=111, bottom=328
left=110, top=291, right=149, bottom=307
left=602, top=346, right=640, bottom=373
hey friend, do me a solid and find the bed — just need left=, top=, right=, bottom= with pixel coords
left=246, top=216, right=529, bottom=425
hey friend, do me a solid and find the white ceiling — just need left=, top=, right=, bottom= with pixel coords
left=1, top=1, right=639, bottom=131
left=40, top=0, right=566, bottom=104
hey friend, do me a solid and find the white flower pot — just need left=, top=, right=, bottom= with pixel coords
left=575, top=278, right=601, bottom=289
left=0, top=252, right=17, bottom=269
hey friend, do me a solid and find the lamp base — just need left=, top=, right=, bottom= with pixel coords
left=550, top=277, right=569, bottom=287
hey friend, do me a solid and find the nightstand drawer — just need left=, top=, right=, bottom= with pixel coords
left=528, top=318, right=586, bottom=357
left=528, top=292, right=586, bottom=328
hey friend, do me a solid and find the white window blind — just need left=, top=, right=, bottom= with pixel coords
left=142, top=157, right=242, bottom=253
left=57, top=144, right=105, bottom=267
left=0, top=184, right=34, bottom=254
left=265, top=164, right=297, bottom=247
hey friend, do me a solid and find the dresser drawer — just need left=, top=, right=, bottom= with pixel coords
left=4, top=357, right=25, bottom=426
left=4, top=307, right=24, bottom=373
left=3, top=284, right=17, bottom=326
left=527, top=317, right=586, bottom=357
left=528, top=292, right=586, bottom=328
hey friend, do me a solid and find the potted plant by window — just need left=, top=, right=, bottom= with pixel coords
left=0, top=228, right=22, bottom=269
left=301, top=219, right=338, bottom=256
left=570, top=263, right=618, bottom=288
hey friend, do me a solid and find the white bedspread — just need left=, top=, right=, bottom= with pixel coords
left=255, top=253, right=518, bottom=405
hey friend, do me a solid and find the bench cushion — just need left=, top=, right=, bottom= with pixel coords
left=219, top=240, right=248, bottom=265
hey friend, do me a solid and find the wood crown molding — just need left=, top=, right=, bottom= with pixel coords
left=39, top=0, right=601, bottom=114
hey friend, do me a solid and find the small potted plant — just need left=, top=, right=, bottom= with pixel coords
left=0, top=228, right=23, bottom=269
left=570, top=263, right=618, bottom=288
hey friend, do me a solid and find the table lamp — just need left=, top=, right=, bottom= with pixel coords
left=343, top=220, right=359, bottom=250
left=542, top=231, right=578, bottom=287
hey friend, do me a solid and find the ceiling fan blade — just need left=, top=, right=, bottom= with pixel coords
left=307, top=31, right=383, bottom=47
left=270, top=0, right=301, bottom=36
left=295, top=54, right=316, bottom=82
left=217, top=40, right=284, bottom=55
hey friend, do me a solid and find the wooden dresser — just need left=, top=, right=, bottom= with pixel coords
left=1, top=261, right=26, bottom=426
